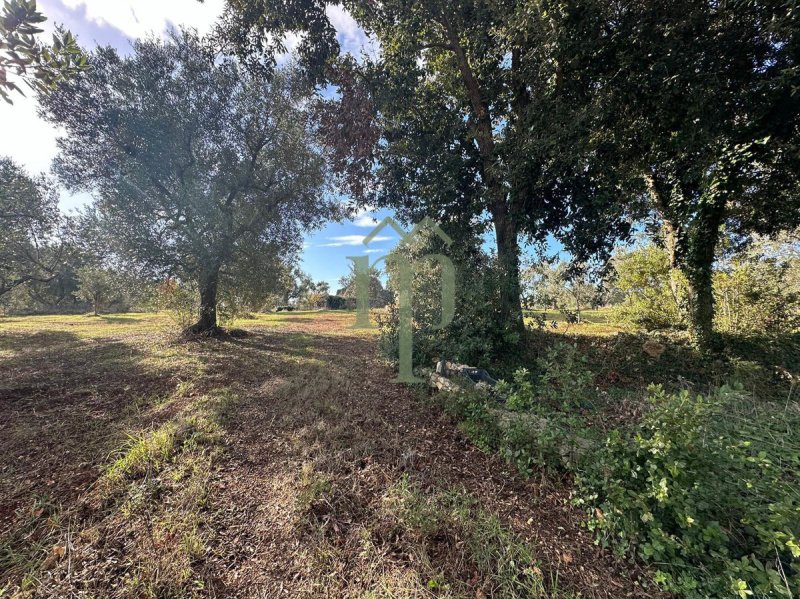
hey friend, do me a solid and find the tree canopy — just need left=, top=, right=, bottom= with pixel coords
left=0, top=157, right=63, bottom=297
left=538, top=0, right=800, bottom=348
left=218, top=0, right=639, bottom=340
left=40, top=30, right=336, bottom=333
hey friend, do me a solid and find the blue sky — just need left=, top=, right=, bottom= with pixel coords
left=301, top=206, right=402, bottom=291
left=0, top=0, right=395, bottom=290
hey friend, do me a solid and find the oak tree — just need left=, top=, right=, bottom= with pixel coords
left=216, top=0, right=635, bottom=338
left=540, top=0, right=800, bottom=350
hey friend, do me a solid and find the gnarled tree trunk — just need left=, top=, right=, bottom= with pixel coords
left=187, top=265, right=222, bottom=336
left=646, top=171, right=726, bottom=353
left=685, top=198, right=726, bottom=353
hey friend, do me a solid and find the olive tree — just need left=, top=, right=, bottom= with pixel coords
left=0, top=157, right=63, bottom=297
left=41, top=31, right=336, bottom=334
left=75, top=266, right=115, bottom=315
left=0, top=0, right=86, bottom=103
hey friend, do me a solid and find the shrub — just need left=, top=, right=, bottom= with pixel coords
left=611, top=242, right=800, bottom=336
left=576, top=384, right=800, bottom=598
left=498, top=344, right=595, bottom=412
left=435, top=368, right=596, bottom=476
left=535, top=342, right=595, bottom=410
left=379, top=228, right=516, bottom=371
left=325, top=295, right=347, bottom=310
left=435, top=389, right=502, bottom=453
left=610, top=245, right=688, bottom=331
left=715, top=258, right=800, bottom=335
left=156, top=278, right=198, bottom=329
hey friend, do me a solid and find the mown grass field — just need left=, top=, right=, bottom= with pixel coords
left=0, top=311, right=664, bottom=598
left=524, top=308, right=624, bottom=337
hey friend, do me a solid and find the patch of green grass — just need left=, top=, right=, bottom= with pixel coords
left=297, top=465, right=547, bottom=598
left=380, top=476, right=546, bottom=597
left=94, top=391, right=236, bottom=597
left=525, top=308, right=624, bottom=337
left=0, top=312, right=173, bottom=338
left=103, top=388, right=233, bottom=489
left=296, top=461, right=332, bottom=512
left=0, top=493, right=61, bottom=590
left=2, top=386, right=240, bottom=597
left=106, top=423, right=180, bottom=484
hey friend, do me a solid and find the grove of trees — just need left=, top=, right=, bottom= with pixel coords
left=218, top=0, right=800, bottom=352
left=1, top=3, right=800, bottom=598
left=0, top=158, right=63, bottom=297
left=0, top=1, right=797, bottom=343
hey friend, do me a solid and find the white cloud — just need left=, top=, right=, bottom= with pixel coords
left=321, top=235, right=393, bottom=247
left=325, top=4, right=380, bottom=58
left=60, top=0, right=225, bottom=39
left=325, top=5, right=361, bottom=52
left=353, top=213, right=379, bottom=228
left=364, top=248, right=384, bottom=254
left=0, top=94, right=60, bottom=175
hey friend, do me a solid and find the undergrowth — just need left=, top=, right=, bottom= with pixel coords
left=576, top=384, right=800, bottom=598
left=429, top=341, right=800, bottom=598
left=5, top=387, right=238, bottom=598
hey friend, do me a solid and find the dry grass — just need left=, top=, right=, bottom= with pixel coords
left=0, top=311, right=654, bottom=598
left=524, top=308, right=625, bottom=337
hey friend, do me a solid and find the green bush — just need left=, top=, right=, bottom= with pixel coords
left=610, top=245, right=688, bottom=331
left=611, top=242, right=800, bottom=336
left=325, top=295, right=347, bottom=310
left=535, top=342, right=595, bottom=410
left=379, top=228, right=516, bottom=370
left=156, top=278, right=198, bottom=329
left=435, top=361, right=596, bottom=476
left=715, top=259, right=800, bottom=335
left=576, top=384, right=800, bottom=598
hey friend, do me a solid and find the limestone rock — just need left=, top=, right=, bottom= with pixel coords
left=642, top=339, right=666, bottom=359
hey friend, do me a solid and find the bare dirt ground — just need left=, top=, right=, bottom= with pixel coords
left=0, top=312, right=659, bottom=598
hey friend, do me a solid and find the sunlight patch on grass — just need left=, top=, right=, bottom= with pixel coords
left=525, top=308, right=624, bottom=337
left=0, top=312, right=173, bottom=338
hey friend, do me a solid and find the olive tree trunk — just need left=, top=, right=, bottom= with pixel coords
left=187, top=265, right=222, bottom=335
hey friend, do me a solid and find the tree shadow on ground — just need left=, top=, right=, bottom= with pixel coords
left=0, top=320, right=659, bottom=598
left=0, top=329, right=178, bottom=527
left=185, top=325, right=656, bottom=598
